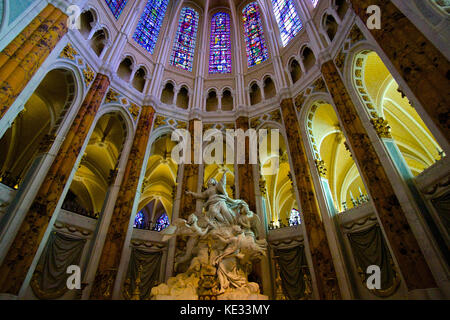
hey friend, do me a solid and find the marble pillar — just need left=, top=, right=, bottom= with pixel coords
left=235, top=116, right=257, bottom=213
left=280, top=99, right=342, bottom=300
left=178, top=119, right=202, bottom=220
left=0, top=73, right=110, bottom=295
left=89, top=106, right=155, bottom=300
left=322, top=60, right=437, bottom=291
left=0, top=4, right=68, bottom=119
left=349, top=0, right=450, bottom=141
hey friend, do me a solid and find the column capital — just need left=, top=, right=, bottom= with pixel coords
left=144, top=94, right=158, bottom=106
left=98, top=64, right=114, bottom=80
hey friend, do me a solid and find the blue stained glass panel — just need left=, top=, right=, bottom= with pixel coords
left=133, top=0, right=169, bottom=54
left=209, top=12, right=232, bottom=74
left=170, top=7, right=199, bottom=72
left=272, top=0, right=302, bottom=47
left=153, top=213, right=170, bottom=232
left=242, top=2, right=269, bottom=68
left=105, top=0, right=127, bottom=19
left=133, top=211, right=145, bottom=228
left=272, top=0, right=303, bottom=46
left=289, top=208, right=301, bottom=226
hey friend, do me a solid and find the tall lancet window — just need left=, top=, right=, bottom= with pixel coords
left=242, top=2, right=269, bottom=67
left=105, top=0, right=128, bottom=19
left=133, top=0, right=169, bottom=54
left=272, top=0, right=303, bottom=46
left=209, top=12, right=232, bottom=74
left=311, top=0, right=319, bottom=7
left=170, top=7, right=199, bottom=72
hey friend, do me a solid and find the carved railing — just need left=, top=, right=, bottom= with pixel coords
left=61, top=199, right=99, bottom=219
left=268, top=215, right=301, bottom=230
left=340, top=193, right=370, bottom=213
left=0, top=171, right=21, bottom=189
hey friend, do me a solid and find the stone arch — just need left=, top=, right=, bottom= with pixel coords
left=0, top=67, right=79, bottom=189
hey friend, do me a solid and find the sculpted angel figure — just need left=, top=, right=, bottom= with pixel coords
left=162, top=214, right=209, bottom=272
left=185, top=168, right=246, bottom=226
left=212, top=225, right=266, bottom=292
left=237, top=202, right=261, bottom=239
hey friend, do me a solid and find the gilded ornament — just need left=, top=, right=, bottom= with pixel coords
left=59, top=43, right=78, bottom=60
left=370, top=117, right=392, bottom=139
left=153, top=115, right=166, bottom=129
left=269, top=109, right=282, bottom=123
left=349, top=25, right=365, bottom=45
left=250, top=117, right=261, bottom=129
left=83, top=65, right=95, bottom=88
left=105, top=89, right=120, bottom=103
left=128, top=103, right=140, bottom=121
left=314, top=159, right=327, bottom=178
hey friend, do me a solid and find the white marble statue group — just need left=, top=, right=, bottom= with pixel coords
left=151, top=169, right=268, bottom=300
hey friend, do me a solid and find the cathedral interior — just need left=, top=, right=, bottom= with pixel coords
left=0, top=0, right=449, bottom=300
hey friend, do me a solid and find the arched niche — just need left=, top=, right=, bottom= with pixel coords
left=263, top=76, right=276, bottom=99
left=301, top=46, right=316, bottom=72
left=206, top=89, right=219, bottom=112
left=249, top=82, right=262, bottom=105
left=132, top=67, right=146, bottom=92
left=0, top=68, right=76, bottom=189
left=138, top=133, right=178, bottom=226
left=258, top=126, right=298, bottom=227
left=63, top=112, right=127, bottom=218
left=160, top=82, right=175, bottom=105
left=306, top=102, right=367, bottom=212
left=323, top=14, right=338, bottom=42
left=117, top=57, right=133, bottom=82
left=352, top=51, right=442, bottom=176
left=79, top=9, right=95, bottom=39
left=176, top=86, right=189, bottom=109
left=221, top=89, right=233, bottom=111
left=90, top=28, right=108, bottom=56
left=289, top=58, right=302, bottom=84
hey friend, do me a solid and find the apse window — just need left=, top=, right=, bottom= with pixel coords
left=272, top=0, right=303, bottom=46
left=133, top=0, right=169, bottom=54
left=170, top=7, right=199, bottom=72
left=242, top=2, right=269, bottom=67
left=209, top=12, right=232, bottom=74
left=105, top=0, right=127, bottom=19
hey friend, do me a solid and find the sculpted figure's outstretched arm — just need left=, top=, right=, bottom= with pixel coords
left=217, top=169, right=231, bottom=195
left=185, top=189, right=207, bottom=200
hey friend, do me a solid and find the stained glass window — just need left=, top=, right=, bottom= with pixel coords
left=242, top=2, right=269, bottom=67
left=311, top=0, right=319, bottom=7
left=209, top=12, right=232, bottom=74
left=153, top=213, right=170, bottom=232
left=272, top=0, right=303, bottom=46
left=170, top=7, right=199, bottom=72
left=289, top=208, right=301, bottom=226
left=105, top=0, right=127, bottom=19
left=133, top=211, right=145, bottom=229
left=133, top=0, right=169, bottom=54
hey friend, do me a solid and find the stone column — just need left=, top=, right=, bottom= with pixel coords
left=321, top=60, right=437, bottom=291
left=235, top=116, right=257, bottom=213
left=280, top=98, right=341, bottom=300
left=0, top=4, right=68, bottom=120
left=349, top=0, right=450, bottom=141
left=0, top=73, right=110, bottom=295
left=178, top=119, right=202, bottom=220
left=89, top=106, right=156, bottom=300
